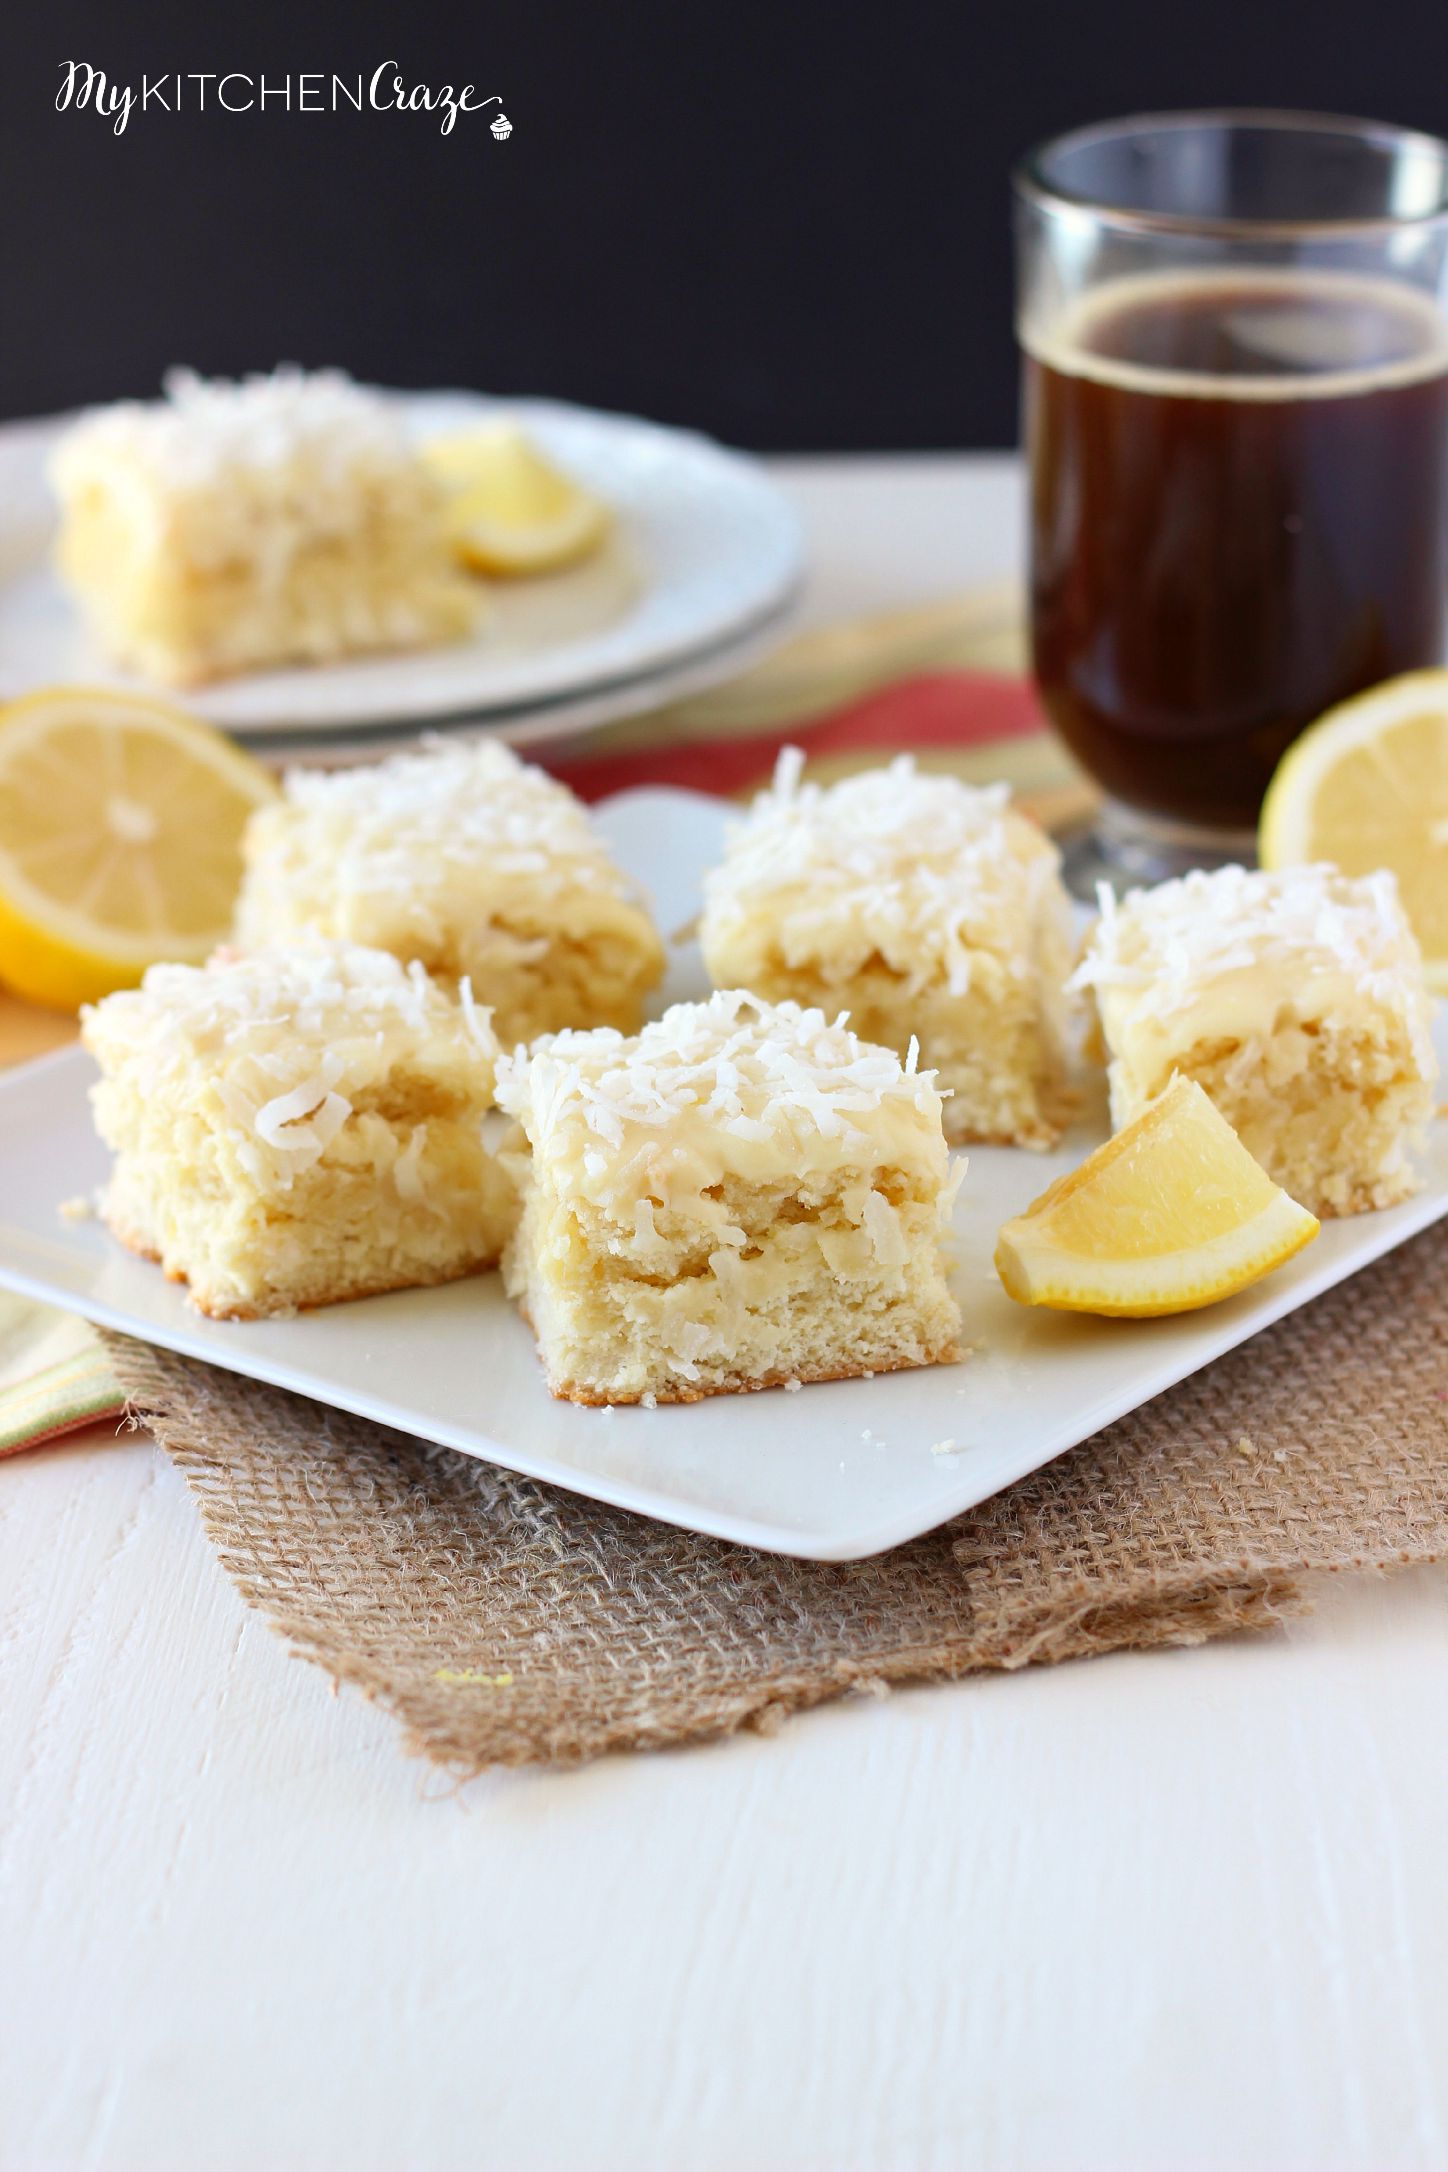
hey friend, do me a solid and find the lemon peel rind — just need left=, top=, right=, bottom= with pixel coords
left=995, top=1190, right=1320, bottom=1316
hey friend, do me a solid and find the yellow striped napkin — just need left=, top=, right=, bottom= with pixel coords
left=0, top=1295, right=123, bottom=1455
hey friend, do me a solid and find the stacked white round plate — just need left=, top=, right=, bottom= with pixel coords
left=0, top=392, right=803, bottom=759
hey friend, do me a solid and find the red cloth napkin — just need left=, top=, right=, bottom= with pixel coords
left=540, top=670, right=1053, bottom=802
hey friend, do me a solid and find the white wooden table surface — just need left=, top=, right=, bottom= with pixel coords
left=5, top=456, right=1448, bottom=2172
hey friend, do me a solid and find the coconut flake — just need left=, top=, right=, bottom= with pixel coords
left=255, top=1076, right=337, bottom=1143
left=392, top=1124, right=430, bottom=1205
left=861, top=1188, right=909, bottom=1266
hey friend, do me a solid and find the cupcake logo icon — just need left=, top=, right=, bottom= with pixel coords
left=491, top=112, right=512, bottom=140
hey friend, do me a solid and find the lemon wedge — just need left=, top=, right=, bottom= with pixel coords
left=995, top=1076, right=1319, bottom=1317
left=1259, top=670, right=1448, bottom=993
left=0, top=686, right=275, bottom=1009
left=420, top=423, right=611, bottom=577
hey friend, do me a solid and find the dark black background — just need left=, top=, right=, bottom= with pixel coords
left=6, top=0, right=1448, bottom=449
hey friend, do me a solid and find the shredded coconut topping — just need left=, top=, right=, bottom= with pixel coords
left=700, top=749, right=1066, bottom=994
left=496, top=989, right=952, bottom=1209
left=1072, top=862, right=1430, bottom=1020
left=499, top=989, right=942, bottom=1141
left=82, top=942, right=498, bottom=1192
left=51, top=367, right=416, bottom=497
left=239, top=736, right=649, bottom=940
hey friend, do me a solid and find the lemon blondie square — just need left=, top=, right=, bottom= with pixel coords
left=50, top=368, right=475, bottom=684
left=1074, top=864, right=1439, bottom=1217
left=699, top=751, right=1074, bottom=1147
left=495, top=989, right=963, bottom=1404
left=83, top=942, right=515, bottom=1318
left=235, top=738, right=665, bottom=1048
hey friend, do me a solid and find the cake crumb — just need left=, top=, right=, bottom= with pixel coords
left=1234, top=1435, right=1255, bottom=1458
left=931, top=1437, right=961, bottom=1457
left=641, top=1391, right=658, bottom=1411
left=60, top=1193, right=99, bottom=1221
left=783, top=1377, right=802, bottom=1393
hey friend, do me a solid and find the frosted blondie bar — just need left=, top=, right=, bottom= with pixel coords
left=50, top=367, right=474, bottom=684
left=1074, top=863, right=1438, bottom=1216
left=235, top=737, right=665, bottom=1048
left=699, top=751, right=1074, bottom=1147
left=83, top=942, right=514, bottom=1317
left=495, top=989, right=963, bottom=1404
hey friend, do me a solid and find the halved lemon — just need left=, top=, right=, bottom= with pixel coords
left=994, top=1076, right=1319, bottom=1317
left=1259, top=670, right=1448, bottom=993
left=0, top=687, right=276, bottom=1010
left=420, top=423, right=612, bottom=577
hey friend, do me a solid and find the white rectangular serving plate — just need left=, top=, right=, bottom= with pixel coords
left=1, top=786, right=1444, bottom=1561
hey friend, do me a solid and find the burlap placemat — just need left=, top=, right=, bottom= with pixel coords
left=99, top=1222, right=1448, bottom=1772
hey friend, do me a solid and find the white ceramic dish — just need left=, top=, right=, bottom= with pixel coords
left=0, top=396, right=802, bottom=737
left=247, top=609, right=794, bottom=769
left=0, top=787, right=1443, bottom=1561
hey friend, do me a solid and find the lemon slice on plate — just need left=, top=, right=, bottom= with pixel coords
left=994, top=1075, right=1319, bottom=1317
left=1259, top=669, right=1448, bottom=993
left=0, top=687, right=275, bottom=1009
left=420, top=423, right=612, bottom=576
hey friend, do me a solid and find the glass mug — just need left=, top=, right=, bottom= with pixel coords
left=1014, top=110, right=1448, bottom=891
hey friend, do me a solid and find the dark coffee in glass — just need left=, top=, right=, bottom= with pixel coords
left=1015, top=113, right=1448, bottom=889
